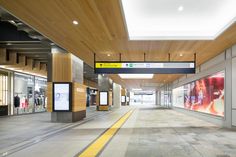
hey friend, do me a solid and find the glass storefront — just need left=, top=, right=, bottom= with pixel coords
left=34, top=77, right=47, bottom=112
left=14, top=73, right=35, bottom=114
left=13, top=72, right=47, bottom=115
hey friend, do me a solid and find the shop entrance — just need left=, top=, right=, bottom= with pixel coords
left=130, top=91, right=156, bottom=106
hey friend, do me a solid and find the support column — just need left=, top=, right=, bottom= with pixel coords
left=126, top=90, right=130, bottom=105
left=47, top=47, right=86, bottom=122
left=112, top=83, right=121, bottom=108
left=121, top=88, right=127, bottom=105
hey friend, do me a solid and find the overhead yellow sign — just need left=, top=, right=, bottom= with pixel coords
left=96, top=63, right=122, bottom=68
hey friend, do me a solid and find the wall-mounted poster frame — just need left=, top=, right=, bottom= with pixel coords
left=53, top=82, right=72, bottom=112
left=99, top=91, right=109, bottom=106
left=121, top=96, right=126, bottom=103
left=126, top=97, right=130, bottom=102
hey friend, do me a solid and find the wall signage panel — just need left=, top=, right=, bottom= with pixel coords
left=95, top=61, right=195, bottom=74
left=53, top=82, right=72, bottom=112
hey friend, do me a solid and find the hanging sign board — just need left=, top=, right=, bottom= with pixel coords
left=94, top=61, right=195, bottom=74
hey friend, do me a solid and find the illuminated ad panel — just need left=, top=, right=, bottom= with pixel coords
left=172, top=71, right=224, bottom=117
left=99, top=91, right=108, bottom=106
left=53, top=82, right=72, bottom=112
left=121, top=96, right=126, bottom=103
left=95, top=62, right=195, bottom=74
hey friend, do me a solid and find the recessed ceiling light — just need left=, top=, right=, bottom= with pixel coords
left=50, top=43, right=55, bottom=46
left=178, top=6, right=184, bottom=12
left=73, top=20, right=79, bottom=25
left=180, top=53, right=183, bottom=57
left=118, top=74, right=154, bottom=79
left=107, top=54, right=111, bottom=57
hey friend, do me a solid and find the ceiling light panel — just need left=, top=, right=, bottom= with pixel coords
left=118, top=74, right=154, bottom=79
left=72, top=20, right=79, bottom=25
left=121, top=0, right=236, bottom=40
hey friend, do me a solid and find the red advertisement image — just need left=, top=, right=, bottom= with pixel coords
left=184, top=71, right=224, bottom=117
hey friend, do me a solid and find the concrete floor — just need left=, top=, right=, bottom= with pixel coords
left=0, top=105, right=236, bottom=157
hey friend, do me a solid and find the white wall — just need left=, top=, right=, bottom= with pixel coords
left=112, top=83, right=121, bottom=108
left=171, top=45, right=236, bottom=128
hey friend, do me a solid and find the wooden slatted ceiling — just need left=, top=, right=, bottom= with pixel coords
left=1, top=0, right=236, bottom=88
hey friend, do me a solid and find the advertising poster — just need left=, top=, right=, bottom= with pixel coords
left=100, top=92, right=108, bottom=105
left=173, top=71, right=224, bottom=117
left=53, top=83, right=70, bottom=111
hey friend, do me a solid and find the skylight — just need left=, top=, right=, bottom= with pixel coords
left=121, top=0, right=236, bottom=40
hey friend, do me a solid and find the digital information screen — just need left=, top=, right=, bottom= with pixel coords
left=99, top=91, right=108, bottom=106
left=121, top=96, right=126, bottom=103
left=53, top=82, right=72, bottom=112
left=95, top=62, right=195, bottom=74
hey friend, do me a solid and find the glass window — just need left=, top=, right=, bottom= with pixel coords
left=14, top=72, right=34, bottom=114
left=34, top=77, right=47, bottom=112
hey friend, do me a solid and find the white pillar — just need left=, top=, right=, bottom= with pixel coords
left=112, top=83, right=121, bottom=108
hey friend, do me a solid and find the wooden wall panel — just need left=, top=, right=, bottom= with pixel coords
left=25, top=58, right=33, bottom=70
left=34, top=61, right=40, bottom=70
left=52, top=53, right=72, bottom=82
left=19, top=56, right=26, bottom=66
left=72, top=82, right=87, bottom=112
left=40, top=63, right=47, bottom=71
left=0, top=48, right=7, bottom=64
left=8, top=52, right=17, bottom=65
left=121, top=88, right=126, bottom=96
left=84, top=79, right=98, bottom=88
left=47, top=82, right=52, bottom=112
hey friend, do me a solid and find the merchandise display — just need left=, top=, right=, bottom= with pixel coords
left=172, top=71, right=224, bottom=117
left=14, top=95, right=20, bottom=108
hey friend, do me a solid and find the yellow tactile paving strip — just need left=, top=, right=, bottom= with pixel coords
left=78, top=109, right=134, bottom=157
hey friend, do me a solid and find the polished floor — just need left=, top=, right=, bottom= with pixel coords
left=0, top=105, right=236, bottom=157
